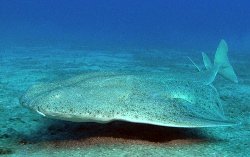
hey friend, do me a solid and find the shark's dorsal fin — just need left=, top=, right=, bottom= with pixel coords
left=202, top=52, right=212, bottom=70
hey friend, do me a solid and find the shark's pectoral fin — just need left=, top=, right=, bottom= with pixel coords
left=166, top=98, right=235, bottom=127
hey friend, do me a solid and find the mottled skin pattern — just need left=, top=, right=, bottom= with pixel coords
left=20, top=72, right=233, bottom=127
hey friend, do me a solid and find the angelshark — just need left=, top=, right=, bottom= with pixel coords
left=20, top=39, right=239, bottom=128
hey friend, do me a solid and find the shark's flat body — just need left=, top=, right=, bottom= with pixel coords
left=20, top=40, right=238, bottom=127
left=21, top=72, right=231, bottom=127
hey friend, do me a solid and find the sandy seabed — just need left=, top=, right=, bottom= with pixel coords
left=0, top=47, right=249, bottom=157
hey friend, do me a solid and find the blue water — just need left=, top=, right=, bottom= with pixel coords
left=0, top=0, right=250, bottom=51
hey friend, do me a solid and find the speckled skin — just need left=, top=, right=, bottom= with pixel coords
left=20, top=72, right=234, bottom=127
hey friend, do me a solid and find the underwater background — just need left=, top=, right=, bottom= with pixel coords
left=1, top=0, right=250, bottom=51
left=0, top=0, right=250, bottom=156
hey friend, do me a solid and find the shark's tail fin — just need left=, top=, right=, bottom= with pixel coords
left=202, top=39, right=238, bottom=83
left=214, top=40, right=238, bottom=83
